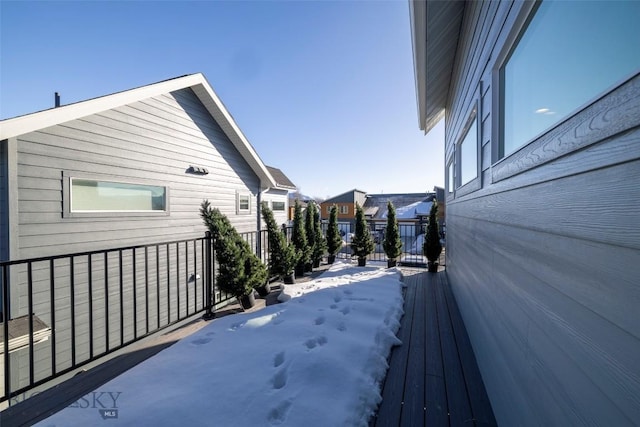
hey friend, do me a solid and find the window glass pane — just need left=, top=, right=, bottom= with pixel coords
left=239, top=195, right=250, bottom=211
left=502, top=1, right=640, bottom=156
left=460, top=120, right=478, bottom=186
left=272, top=201, right=285, bottom=211
left=72, top=179, right=166, bottom=211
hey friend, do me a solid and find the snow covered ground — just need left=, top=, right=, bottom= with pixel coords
left=38, top=262, right=405, bottom=427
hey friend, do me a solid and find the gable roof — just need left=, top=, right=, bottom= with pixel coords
left=266, top=166, right=296, bottom=190
left=410, top=0, right=466, bottom=132
left=0, top=73, right=277, bottom=189
left=322, top=189, right=368, bottom=205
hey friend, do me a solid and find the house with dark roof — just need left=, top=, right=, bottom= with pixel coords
left=263, top=166, right=296, bottom=226
left=411, top=1, right=639, bottom=424
left=319, top=189, right=367, bottom=230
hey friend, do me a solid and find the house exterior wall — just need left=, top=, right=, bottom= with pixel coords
left=261, top=188, right=289, bottom=226
left=0, top=141, right=7, bottom=261
left=2, top=87, right=263, bottom=396
left=320, top=190, right=367, bottom=222
left=443, top=1, right=640, bottom=425
left=13, top=87, right=260, bottom=258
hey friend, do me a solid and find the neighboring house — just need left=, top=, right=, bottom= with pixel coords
left=411, top=1, right=639, bottom=425
left=0, top=73, right=280, bottom=399
left=262, top=166, right=296, bottom=226
left=319, top=189, right=367, bottom=228
left=363, top=192, right=435, bottom=221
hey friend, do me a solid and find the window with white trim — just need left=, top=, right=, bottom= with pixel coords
left=71, top=179, right=166, bottom=212
left=447, top=160, right=454, bottom=194
left=458, top=110, right=478, bottom=187
left=237, top=194, right=250, bottom=213
left=500, top=1, right=640, bottom=158
left=339, top=205, right=349, bottom=215
left=272, top=201, right=285, bottom=211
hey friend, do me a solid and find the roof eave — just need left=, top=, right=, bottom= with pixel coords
left=410, top=0, right=465, bottom=133
left=0, top=73, right=277, bottom=189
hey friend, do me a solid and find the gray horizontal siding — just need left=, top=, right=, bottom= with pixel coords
left=444, top=1, right=640, bottom=425
left=1, top=140, right=7, bottom=261
left=15, top=88, right=260, bottom=258
left=5, top=87, right=262, bottom=395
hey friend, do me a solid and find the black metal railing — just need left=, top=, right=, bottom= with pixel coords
left=318, top=220, right=446, bottom=267
left=0, top=231, right=269, bottom=406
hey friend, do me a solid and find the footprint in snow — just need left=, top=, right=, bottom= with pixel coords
left=330, top=304, right=338, bottom=310
left=339, top=306, right=351, bottom=315
left=337, top=322, right=347, bottom=332
left=343, top=289, right=353, bottom=295
left=190, top=337, right=212, bottom=346
left=268, top=400, right=293, bottom=425
left=333, top=294, right=342, bottom=303
left=314, top=316, right=325, bottom=326
left=274, top=351, right=285, bottom=368
left=271, top=367, right=288, bottom=390
left=304, top=336, right=328, bottom=350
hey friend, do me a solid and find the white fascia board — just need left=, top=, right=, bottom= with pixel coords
left=190, top=79, right=277, bottom=190
left=410, top=0, right=428, bottom=131
left=0, top=74, right=203, bottom=140
left=0, top=73, right=277, bottom=189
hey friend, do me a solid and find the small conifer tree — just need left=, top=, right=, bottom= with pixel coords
left=262, top=205, right=298, bottom=278
left=305, top=203, right=316, bottom=270
left=291, top=200, right=310, bottom=276
left=383, top=201, right=403, bottom=266
left=351, top=202, right=374, bottom=266
left=326, top=205, right=342, bottom=263
left=423, top=200, right=443, bottom=271
left=312, top=207, right=327, bottom=266
left=200, top=200, right=267, bottom=298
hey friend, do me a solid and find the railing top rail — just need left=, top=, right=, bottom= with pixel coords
left=0, top=235, right=210, bottom=268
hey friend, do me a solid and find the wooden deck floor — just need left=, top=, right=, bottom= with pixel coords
left=372, top=269, right=497, bottom=426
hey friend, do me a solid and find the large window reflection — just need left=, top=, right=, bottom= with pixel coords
left=459, top=119, right=478, bottom=187
left=72, top=179, right=166, bottom=212
left=501, top=1, right=640, bottom=157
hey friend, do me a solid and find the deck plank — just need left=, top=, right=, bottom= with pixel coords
left=436, top=273, right=473, bottom=425
left=374, top=270, right=496, bottom=427
left=425, top=274, right=448, bottom=425
left=442, top=275, right=498, bottom=426
left=374, top=273, right=418, bottom=426
left=400, top=275, right=427, bottom=426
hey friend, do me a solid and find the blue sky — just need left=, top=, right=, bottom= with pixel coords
left=0, top=0, right=444, bottom=199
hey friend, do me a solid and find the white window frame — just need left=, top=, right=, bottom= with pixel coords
left=272, top=201, right=286, bottom=211
left=339, top=205, right=349, bottom=215
left=62, top=172, right=169, bottom=218
left=455, top=100, right=481, bottom=197
left=237, top=192, right=251, bottom=214
left=491, top=1, right=640, bottom=183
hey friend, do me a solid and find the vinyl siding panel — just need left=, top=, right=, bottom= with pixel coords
left=0, top=141, right=7, bottom=261
left=444, top=1, right=640, bottom=425
left=15, top=88, right=260, bottom=258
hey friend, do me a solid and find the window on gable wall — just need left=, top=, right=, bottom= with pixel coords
left=458, top=110, right=478, bottom=188
left=272, top=201, right=285, bottom=211
left=339, top=205, right=349, bottom=215
left=238, top=194, right=250, bottom=213
left=71, top=179, right=167, bottom=212
left=500, top=0, right=640, bottom=158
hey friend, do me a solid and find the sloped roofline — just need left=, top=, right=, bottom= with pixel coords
left=410, top=0, right=465, bottom=133
left=322, top=188, right=368, bottom=204
left=0, top=73, right=277, bottom=189
left=265, top=166, right=296, bottom=190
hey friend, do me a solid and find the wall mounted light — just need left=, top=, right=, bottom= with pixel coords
left=187, top=165, right=209, bottom=175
